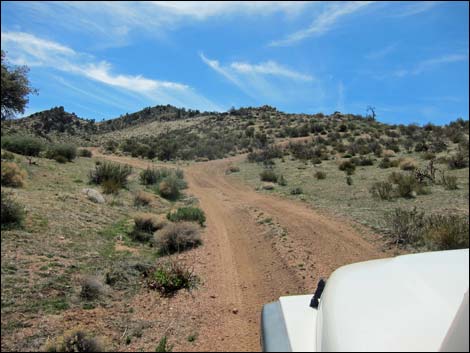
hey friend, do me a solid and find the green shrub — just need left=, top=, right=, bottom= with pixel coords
left=339, top=160, right=356, bottom=175
left=1, top=135, right=44, bottom=156
left=379, top=157, right=393, bottom=169
left=46, top=144, right=77, bottom=162
left=424, top=214, right=469, bottom=250
left=370, top=181, right=394, bottom=201
left=156, top=337, right=173, bottom=352
left=44, top=328, right=104, bottom=352
left=260, top=169, right=278, bottom=183
left=1, top=162, right=26, bottom=187
left=290, top=187, right=303, bottom=195
left=447, top=152, right=469, bottom=169
left=314, top=171, right=326, bottom=180
left=154, top=222, right=201, bottom=255
left=346, top=176, right=353, bottom=185
left=147, top=260, right=199, bottom=296
left=101, top=179, right=121, bottom=194
left=386, top=207, right=426, bottom=245
left=158, top=176, right=182, bottom=200
left=167, top=207, right=206, bottom=226
left=439, top=172, right=458, bottom=190
left=79, top=149, right=93, bottom=158
left=89, top=162, right=132, bottom=190
left=1, top=150, right=15, bottom=161
left=278, top=175, right=287, bottom=186
left=1, top=191, right=25, bottom=229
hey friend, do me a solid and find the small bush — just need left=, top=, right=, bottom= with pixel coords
left=290, top=187, right=303, bottom=195
left=278, top=175, right=287, bottom=186
left=439, top=173, right=458, bottom=190
left=130, top=213, right=166, bottom=242
left=1, top=162, right=26, bottom=187
left=226, top=166, right=240, bottom=174
left=260, top=169, right=278, bottom=183
left=370, top=181, right=394, bottom=201
left=101, top=179, right=121, bottom=194
left=1, top=191, right=26, bottom=229
left=154, top=222, right=201, bottom=255
left=314, top=171, right=326, bottom=180
left=1, top=135, right=44, bottom=156
left=346, top=176, right=353, bottom=185
left=158, top=176, right=182, bottom=200
left=44, top=328, right=104, bottom=352
left=147, top=260, right=199, bottom=296
left=80, top=276, right=104, bottom=301
left=379, top=157, right=393, bottom=169
left=399, top=158, right=417, bottom=171
left=424, top=214, right=469, bottom=250
left=46, top=144, right=77, bottom=162
left=89, top=162, right=132, bottom=190
left=167, top=207, right=206, bottom=226
left=156, top=336, right=173, bottom=353
left=386, top=207, right=426, bottom=245
left=1, top=150, right=15, bottom=161
left=134, top=191, right=154, bottom=207
left=79, top=149, right=93, bottom=158
left=447, top=152, right=469, bottom=170
left=339, top=160, right=356, bottom=175
left=421, top=152, right=436, bottom=161
left=140, top=167, right=161, bottom=185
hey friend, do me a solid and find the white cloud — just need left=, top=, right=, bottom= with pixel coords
left=393, top=1, right=442, bottom=17
left=392, top=53, right=468, bottom=77
left=365, top=43, right=398, bottom=60
left=230, top=61, right=314, bottom=81
left=200, top=52, right=321, bottom=104
left=269, top=1, right=374, bottom=46
left=1, top=31, right=221, bottom=111
left=8, top=1, right=312, bottom=48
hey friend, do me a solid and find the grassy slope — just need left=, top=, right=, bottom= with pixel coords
left=0, top=152, right=196, bottom=351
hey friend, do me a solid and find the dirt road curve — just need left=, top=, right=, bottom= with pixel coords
left=93, top=150, right=389, bottom=351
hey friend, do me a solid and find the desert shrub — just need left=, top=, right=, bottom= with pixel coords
left=447, top=152, right=469, bottom=170
left=386, top=207, right=426, bottom=245
left=1, top=135, right=44, bottom=156
left=260, top=169, right=278, bottom=183
left=1, top=162, right=26, bottom=187
left=79, top=149, right=93, bottom=158
left=158, top=175, right=183, bottom=200
left=351, top=156, right=374, bottom=166
left=439, top=172, right=458, bottom=190
left=140, top=167, right=165, bottom=185
left=79, top=276, right=104, bottom=301
left=399, top=158, right=417, bottom=171
left=89, top=162, right=132, bottom=189
left=379, top=157, right=393, bottom=169
left=424, top=214, right=469, bottom=250
left=370, top=181, right=394, bottom=201
left=146, top=260, right=199, bottom=296
left=290, top=187, right=303, bottom=195
left=101, top=179, right=121, bottom=194
left=226, top=166, right=240, bottom=174
left=346, top=176, right=353, bottom=185
left=247, top=146, right=283, bottom=163
left=278, top=175, right=287, bottom=186
left=339, top=160, right=356, bottom=175
left=1, top=150, right=15, bottom=161
left=46, top=144, right=77, bottom=162
left=421, top=152, right=436, bottom=161
left=134, top=190, right=154, bottom=207
left=105, top=260, right=152, bottom=289
left=1, top=191, right=25, bottom=229
left=394, top=173, right=417, bottom=198
left=130, top=213, right=166, bottom=242
left=382, top=149, right=396, bottom=158
left=44, top=328, right=104, bottom=352
left=167, top=207, right=206, bottom=226
left=314, top=171, right=326, bottom=180
left=156, top=336, right=173, bottom=353
left=154, top=222, right=201, bottom=255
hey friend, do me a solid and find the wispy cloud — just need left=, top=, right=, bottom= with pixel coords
left=269, top=1, right=374, bottom=47
left=391, top=53, right=469, bottom=77
left=7, top=1, right=311, bottom=48
left=365, top=43, right=398, bottom=60
left=393, top=1, right=442, bottom=17
left=200, top=52, right=321, bottom=104
left=1, top=31, right=221, bottom=111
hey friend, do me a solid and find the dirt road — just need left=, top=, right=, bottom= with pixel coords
left=93, top=150, right=389, bottom=351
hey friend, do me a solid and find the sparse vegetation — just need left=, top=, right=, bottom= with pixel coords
left=1, top=191, right=25, bottom=229
left=167, top=206, right=206, bottom=226
left=1, top=162, right=27, bottom=187
left=89, top=162, right=132, bottom=190
left=154, top=222, right=201, bottom=255
left=79, top=276, right=104, bottom=301
left=314, top=171, right=326, bottom=180
left=44, top=328, right=104, bottom=352
left=78, top=148, right=93, bottom=158
left=370, top=181, right=394, bottom=201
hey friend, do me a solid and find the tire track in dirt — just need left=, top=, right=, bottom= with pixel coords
left=92, top=149, right=389, bottom=351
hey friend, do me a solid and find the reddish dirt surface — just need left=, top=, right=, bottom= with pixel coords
left=92, top=149, right=391, bottom=351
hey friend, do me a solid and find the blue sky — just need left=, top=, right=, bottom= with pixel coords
left=1, top=1, right=468, bottom=125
